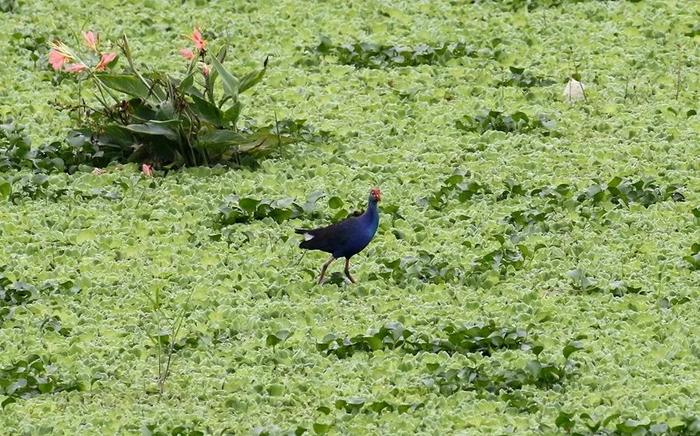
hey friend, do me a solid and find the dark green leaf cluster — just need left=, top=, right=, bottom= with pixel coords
left=0, top=119, right=76, bottom=172
left=0, top=172, right=123, bottom=203
left=376, top=250, right=461, bottom=284
left=304, top=38, right=477, bottom=68
left=555, top=411, right=700, bottom=435
left=218, top=192, right=324, bottom=225
left=39, top=316, right=71, bottom=337
left=316, top=321, right=529, bottom=359
left=427, top=360, right=570, bottom=396
left=328, top=398, right=423, bottom=415
left=0, top=0, right=17, bottom=12
left=685, top=243, right=700, bottom=271
left=0, top=172, right=52, bottom=201
left=489, top=0, right=583, bottom=12
left=419, top=170, right=491, bottom=210
left=426, top=341, right=583, bottom=396
left=567, top=270, right=645, bottom=296
left=471, top=244, right=531, bottom=277
left=426, top=173, right=684, bottom=214
left=149, top=327, right=239, bottom=353
left=265, top=329, right=292, bottom=348
left=140, top=422, right=210, bottom=436
left=0, top=355, right=81, bottom=407
left=0, top=275, right=38, bottom=323
left=577, top=177, right=685, bottom=209
left=498, top=66, right=556, bottom=88
left=1, top=272, right=78, bottom=323
left=505, top=208, right=551, bottom=234
left=455, top=110, right=557, bottom=135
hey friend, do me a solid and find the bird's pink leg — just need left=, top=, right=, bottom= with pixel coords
left=318, top=255, right=335, bottom=284
left=344, top=258, right=356, bottom=284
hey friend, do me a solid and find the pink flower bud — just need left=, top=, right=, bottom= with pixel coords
left=95, top=52, right=117, bottom=72
left=65, top=63, right=88, bottom=73
left=179, top=48, right=195, bottom=61
left=82, top=31, right=98, bottom=51
left=141, top=164, right=153, bottom=177
left=191, top=27, right=207, bottom=51
left=48, top=48, right=69, bottom=70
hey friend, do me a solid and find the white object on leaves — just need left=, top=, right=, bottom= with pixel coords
left=563, top=78, right=586, bottom=103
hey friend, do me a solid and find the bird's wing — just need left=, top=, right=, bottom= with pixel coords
left=297, top=215, right=362, bottom=252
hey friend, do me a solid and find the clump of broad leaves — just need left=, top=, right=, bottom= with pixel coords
left=49, top=28, right=301, bottom=170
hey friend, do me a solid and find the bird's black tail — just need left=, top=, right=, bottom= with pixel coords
left=294, top=228, right=308, bottom=235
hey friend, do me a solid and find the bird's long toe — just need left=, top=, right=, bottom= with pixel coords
left=344, top=272, right=356, bottom=284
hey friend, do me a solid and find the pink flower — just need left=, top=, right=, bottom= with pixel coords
left=179, top=48, right=195, bottom=60
left=65, top=63, right=88, bottom=73
left=82, top=31, right=98, bottom=51
left=141, top=164, right=153, bottom=177
left=95, top=52, right=117, bottom=72
left=48, top=48, right=69, bottom=70
left=190, top=27, right=207, bottom=50
left=200, top=63, right=210, bottom=77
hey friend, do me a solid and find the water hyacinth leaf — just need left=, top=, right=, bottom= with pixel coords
left=312, top=423, right=332, bottom=435
left=303, top=191, right=324, bottom=213
left=95, top=74, right=151, bottom=99
left=266, top=329, right=292, bottom=347
left=31, top=173, right=49, bottom=186
left=238, top=198, right=259, bottom=213
left=0, top=180, right=11, bottom=199
left=563, top=340, right=584, bottom=359
left=555, top=411, right=575, bottom=431
left=328, top=196, right=343, bottom=209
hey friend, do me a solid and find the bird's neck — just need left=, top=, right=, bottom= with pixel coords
left=362, top=200, right=379, bottom=227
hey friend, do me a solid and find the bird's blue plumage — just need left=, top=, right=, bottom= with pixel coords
left=295, top=192, right=380, bottom=259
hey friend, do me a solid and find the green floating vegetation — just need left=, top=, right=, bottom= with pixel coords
left=0, top=172, right=122, bottom=202
left=426, top=360, right=570, bottom=396
left=426, top=341, right=584, bottom=396
left=425, top=172, right=685, bottom=212
left=375, top=250, right=461, bottom=284
left=498, top=66, right=556, bottom=88
left=0, top=355, right=82, bottom=407
left=302, top=38, right=479, bottom=68
left=0, top=279, right=39, bottom=323
left=0, top=119, right=73, bottom=173
left=326, top=398, right=424, bottom=415
left=139, top=422, right=210, bottom=436
left=577, top=177, right=685, bottom=209
left=316, top=321, right=529, bottom=359
left=471, top=245, right=530, bottom=278
left=217, top=191, right=325, bottom=226
left=455, top=110, right=557, bottom=135
left=555, top=411, right=700, bottom=435
left=685, top=243, right=700, bottom=271
left=1, top=273, right=79, bottom=323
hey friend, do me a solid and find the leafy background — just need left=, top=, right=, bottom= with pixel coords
left=1, top=0, right=699, bottom=434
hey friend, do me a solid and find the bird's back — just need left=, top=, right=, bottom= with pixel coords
left=296, top=211, right=378, bottom=258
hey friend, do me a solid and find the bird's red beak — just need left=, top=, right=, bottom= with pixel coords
left=371, top=188, right=382, bottom=201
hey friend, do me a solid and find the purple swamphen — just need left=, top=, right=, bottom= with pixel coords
left=296, top=188, right=382, bottom=284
